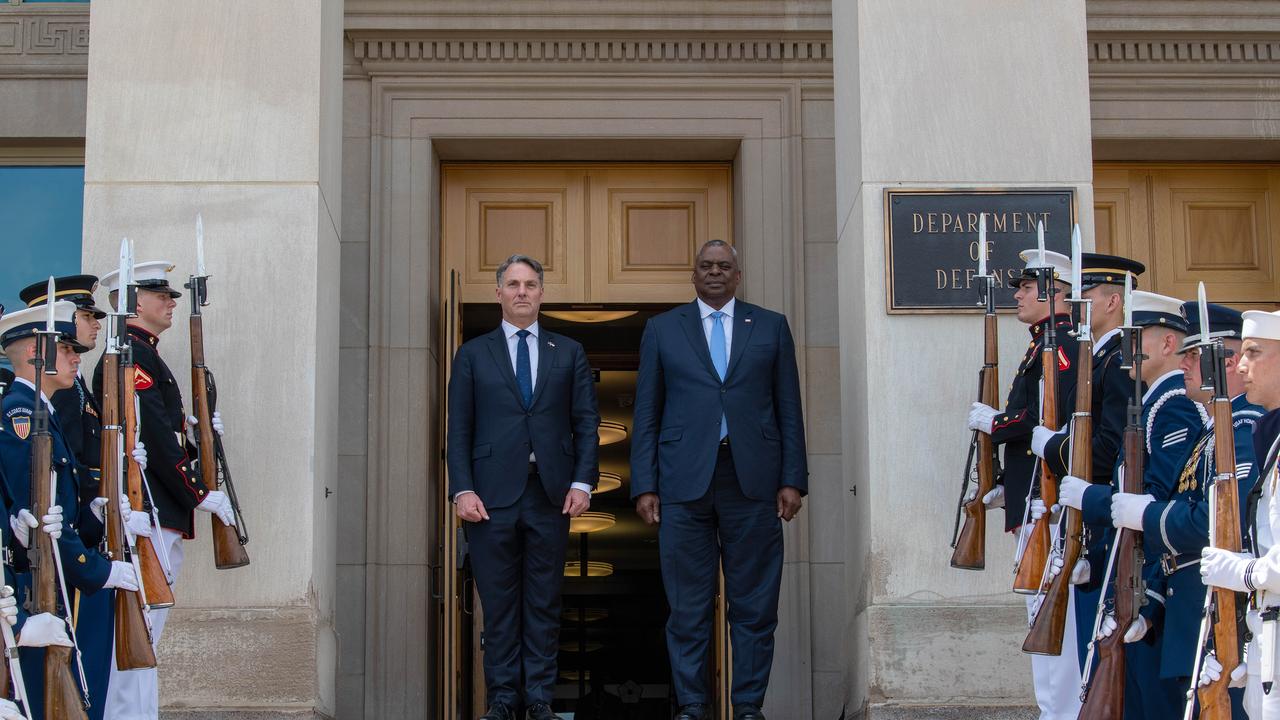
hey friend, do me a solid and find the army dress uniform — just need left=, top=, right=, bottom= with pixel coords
left=19, top=275, right=116, bottom=720
left=1035, top=253, right=1145, bottom=667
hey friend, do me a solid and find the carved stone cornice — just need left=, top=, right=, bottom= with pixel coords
left=347, top=32, right=832, bottom=77
left=0, top=5, right=89, bottom=78
left=1088, top=34, right=1280, bottom=75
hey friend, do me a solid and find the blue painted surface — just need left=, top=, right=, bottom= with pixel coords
left=0, top=166, right=84, bottom=316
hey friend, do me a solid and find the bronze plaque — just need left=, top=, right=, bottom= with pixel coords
left=884, top=189, right=1076, bottom=313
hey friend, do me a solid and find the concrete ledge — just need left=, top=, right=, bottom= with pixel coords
left=856, top=706, right=1038, bottom=720
left=158, top=607, right=319, bottom=710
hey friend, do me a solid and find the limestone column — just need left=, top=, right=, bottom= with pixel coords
left=81, top=2, right=343, bottom=716
left=833, top=1, right=1094, bottom=716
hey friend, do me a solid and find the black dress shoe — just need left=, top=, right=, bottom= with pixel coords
left=675, top=704, right=709, bottom=720
left=526, top=703, right=562, bottom=720
left=479, top=703, right=515, bottom=720
left=733, top=704, right=766, bottom=720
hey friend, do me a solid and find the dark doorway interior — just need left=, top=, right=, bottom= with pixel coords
left=459, top=304, right=678, bottom=719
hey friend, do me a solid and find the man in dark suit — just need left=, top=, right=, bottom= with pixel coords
left=447, top=254, right=600, bottom=720
left=630, top=240, right=807, bottom=720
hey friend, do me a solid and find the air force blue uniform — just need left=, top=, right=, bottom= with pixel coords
left=0, top=380, right=113, bottom=719
left=1080, top=370, right=1207, bottom=719
left=630, top=299, right=807, bottom=708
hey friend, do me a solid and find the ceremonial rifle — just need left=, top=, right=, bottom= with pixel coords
left=1079, top=273, right=1147, bottom=716
left=1184, top=283, right=1243, bottom=720
left=1013, top=222, right=1061, bottom=594
left=186, top=215, right=250, bottom=569
left=1024, top=226, right=1089, bottom=654
left=99, top=239, right=158, bottom=670
left=119, top=241, right=176, bottom=609
left=951, top=214, right=1000, bottom=570
left=27, top=281, right=88, bottom=720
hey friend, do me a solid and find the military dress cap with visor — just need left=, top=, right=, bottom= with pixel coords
left=17, top=273, right=107, bottom=318
left=0, top=300, right=89, bottom=352
left=1243, top=309, right=1280, bottom=341
left=1009, top=248, right=1073, bottom=287
left=1079, top=252, right=1145, bottom=290
left=1128, top=290, right=1189, bottom=334
left=1178, top=301, right=1245, bottom=353
left=98, top=259, right=182, bottom=298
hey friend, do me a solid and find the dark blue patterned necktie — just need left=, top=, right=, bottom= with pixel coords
left=516, top=329, right=533, bottom=409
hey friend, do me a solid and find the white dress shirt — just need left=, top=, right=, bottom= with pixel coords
left=455, top=320, right=592, bottom=501
left=696, top=297, right=735, bottom=362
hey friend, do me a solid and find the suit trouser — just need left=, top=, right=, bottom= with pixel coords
left=659, top=443, right=783, bottom=707
left=105, top=528, right=185, bottom=720
left=467, top=472, right=569, bottom=708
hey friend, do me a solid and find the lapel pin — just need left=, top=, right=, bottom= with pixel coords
left=744, top=318, right=752, bottom=324
left=547, top=341, right=556, bottom=348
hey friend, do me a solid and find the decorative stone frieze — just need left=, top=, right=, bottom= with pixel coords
left=0, top=7, right=89, bottom=77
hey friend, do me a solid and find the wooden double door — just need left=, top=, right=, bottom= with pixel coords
left=1094, top=164, right=1280, bottom=310
left=437, top=163, right=736, bottom=720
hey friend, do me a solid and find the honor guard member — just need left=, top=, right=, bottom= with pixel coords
left=1058, top=291, right=1205, bottom=719
left=1196, top=309, right=1280, bottom=718
left=20, top=275, right=150, bottom=720
left=1107, top=302, right=1260, bottom=718
left=96, top=261, right=234, bottom=720
left=0, top=301, right=140, bottom=718
left=967, top=248, right=1080, bottom=719
left=1029, top=253, right=1145, bottom=667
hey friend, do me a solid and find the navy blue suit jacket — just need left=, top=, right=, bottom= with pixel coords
left=446, top=325, right=600, bottom=509
left=630, top=299, right=807, bottom=503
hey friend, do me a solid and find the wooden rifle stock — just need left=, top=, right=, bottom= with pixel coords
left=1024, top=332, right=1094, bottom=655
left=29, top=356, right=88, bottom=720
left=1196, top=351, right=1243, bottom=719
left=190, top=315, right=249, bottom=570
left=123, top=353, right=175, bottom=609
left=99, top=351, right=157, bottom=671
left=1080, top=389, right=1147, bottom=717
left=1014, top=337, right=1060, bottom=593
left=952, top=313, right=1000, bottom=570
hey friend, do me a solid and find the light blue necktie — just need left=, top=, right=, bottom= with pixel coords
left=710, top=312, right=728, bottom=439
left=516, top=329, right=533, bottom=409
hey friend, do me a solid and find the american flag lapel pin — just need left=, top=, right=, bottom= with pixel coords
left=547, top=341, right=556, bottom=348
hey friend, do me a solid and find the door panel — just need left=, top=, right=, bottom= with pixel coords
left=1093, top=164, right=1280, bottom=310
left=443, top=163, right=733, bottom=304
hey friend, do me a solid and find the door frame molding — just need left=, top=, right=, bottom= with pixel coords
left=361, top=76, right=814, bottom=717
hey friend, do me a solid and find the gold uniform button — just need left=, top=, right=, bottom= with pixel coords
left=1026, top=450, right=1033, bottom=456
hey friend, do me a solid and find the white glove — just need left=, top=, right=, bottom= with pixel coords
left=0, top=587, right=16, bottom=628
left=197, top=490, right=235, bottom=526
left=90, top=496, right=109, bottom=524
left=11, top=506, right=61, bottom=549
left=1046, top=556, right=1091, bottom=585
left=1057, top=475, right=1090, bottom=510
left=125, top=507, right=152, bottom=539
left=131, top=439, right=148, bottom=471
left=17, top=612, right=72, bottom=648
left=982, top=486, right=1004, bottom=509
left=1029, top=498, right=1047, bottom=522
left=187, top=412, right=225, bottom=437
left=1111, top=493, right=1154, bottom=531
left=104, top=561, right=139, bottom=591
left=0, top=698, right=22, bottom=720
left=1098, top=613, right=1149, bottom=643
left=1198, top=651, right=1248, bottom=689
left=1200, top=547, right=1254, bottom=593
left=1031, top=426, right=1059, bottom=459
left=967, top=402, right=998, bottom=434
